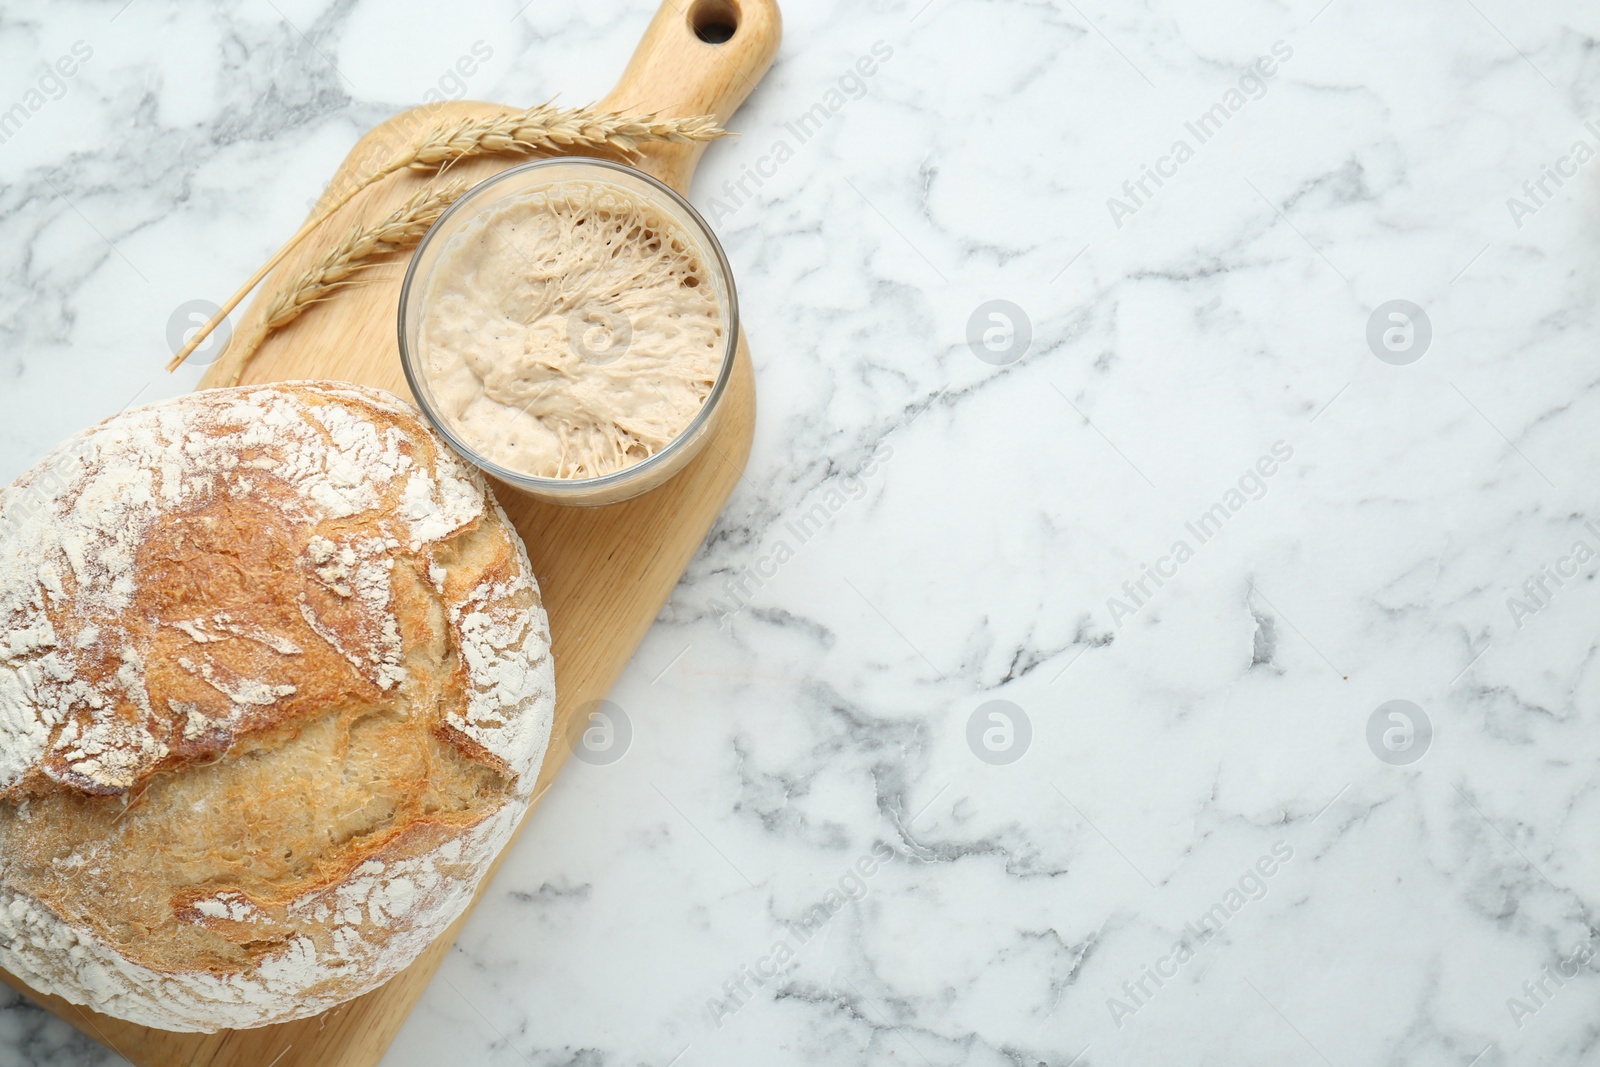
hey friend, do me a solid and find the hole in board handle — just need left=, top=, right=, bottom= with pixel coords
left=691, top=0, right=739, bottom=43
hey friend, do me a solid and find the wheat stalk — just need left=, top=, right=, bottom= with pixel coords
left=267, top=181, right=465, bottom=330
left=405, top=104, right=727, bottom=168
left=169, top=103, right=728, bottom=372
left=210, top=181, right=469, bottom=386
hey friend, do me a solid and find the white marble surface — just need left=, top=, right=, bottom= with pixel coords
left=3, top=0, right=1600, bottom=1064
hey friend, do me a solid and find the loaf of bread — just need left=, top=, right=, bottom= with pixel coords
left=0, top=381, right=556, bottom=1032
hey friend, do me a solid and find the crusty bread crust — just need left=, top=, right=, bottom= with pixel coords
left=0, top=382, right=555, bottom=1032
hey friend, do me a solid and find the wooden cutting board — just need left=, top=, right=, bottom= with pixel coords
left=0, top=1, right=780, bottom=1063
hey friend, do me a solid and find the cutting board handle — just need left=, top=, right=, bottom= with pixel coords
left=599, top=0, right=782, bottom=192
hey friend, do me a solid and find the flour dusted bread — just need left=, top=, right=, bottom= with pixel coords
left=0, top=381, right=555, bottom=1032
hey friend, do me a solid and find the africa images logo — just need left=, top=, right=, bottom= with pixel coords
left=1106, top=41, right=1293, bottom=228
left=1106, top=841, right=1294, bottom=1028
left=705, top=843, right=895, bottom=1029
left=705, top=41, right=894, bottom=224
left=1105, top=442, right=1294, bottom=627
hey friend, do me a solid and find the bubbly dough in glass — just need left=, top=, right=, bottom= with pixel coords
left=419, top=180, right=723, bottom=480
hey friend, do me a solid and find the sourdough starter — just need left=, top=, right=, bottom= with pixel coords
left=418, top=180, right=723, bottom=480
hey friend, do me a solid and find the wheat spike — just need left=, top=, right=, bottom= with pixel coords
left=404, top=104, right=727, bottom=169
left=266, top=180, right=465, bottom=330
left=169, top=104, right=728, bottom=372
left=212, top=180, right=468, bottom=386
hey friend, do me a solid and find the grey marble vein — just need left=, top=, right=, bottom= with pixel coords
left=4, top=0, right=1600, bottom=1064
